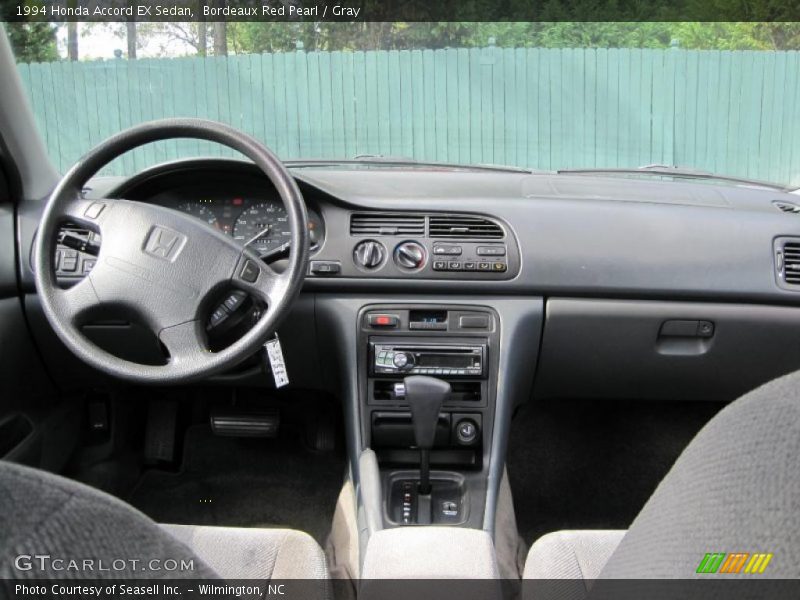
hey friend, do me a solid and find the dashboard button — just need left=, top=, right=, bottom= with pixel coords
left=309, top=260, right=341, bottom=275
left=368, top=314, right=399, bottom=328
left=433, top=261, right=447, bottom=271
left=209, top=306, right=228, bottom=327
left=492, top=262, right=507, bottom=272
left=81, top=259, right=96, bottom=274
left=84, top=202, right=106, bottom=219
left=83, top=202, right=106, bottom=219
left=433, top=245, right=462, bottom=256
left=61, top=251, right=78, bottom=273
left=464, top=262, right=476, bottom=270
left=223, top=291, right=246, bottom=311
left=447, top=261, right=462, bottom=270
left=477, top=246, right=506, bottom=256
left=459, top=315, right=490, bottom=329
left=240, top=260, right=260, bottom=283
left=477, top=262, right=491, bottom=271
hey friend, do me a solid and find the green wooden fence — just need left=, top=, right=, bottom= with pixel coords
left=16, top=47, right=800, bottom=186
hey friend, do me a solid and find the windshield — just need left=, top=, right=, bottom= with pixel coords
left=6, top=21, right=800, bottom=186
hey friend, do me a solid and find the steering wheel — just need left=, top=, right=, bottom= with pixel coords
left=33, top=119, right=309, bottom=384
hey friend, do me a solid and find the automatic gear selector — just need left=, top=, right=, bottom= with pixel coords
left=403, top=375, right=452, bottom=494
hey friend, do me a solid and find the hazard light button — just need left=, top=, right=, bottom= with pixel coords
left=368, top=313, right=400, bottom=328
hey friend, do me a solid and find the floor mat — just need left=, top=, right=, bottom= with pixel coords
left=128, top=424, right=345, bottom=545
left=506, top=398, right=722, bottom=546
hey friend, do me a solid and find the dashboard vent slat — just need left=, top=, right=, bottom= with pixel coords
left=350, top=213, right=425, bottom=236
left=778, top=240, right=800, bottom=286
left=428, top=215, right=504, bottom=239
left=774, top=201, right=800, bottom=214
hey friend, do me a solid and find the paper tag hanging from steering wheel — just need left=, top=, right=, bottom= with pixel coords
left=264, top=334, right=289, bottom=388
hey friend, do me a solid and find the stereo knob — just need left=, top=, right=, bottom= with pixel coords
left=394, top=241, right=426, bottom=269
left=353, top=240, right=385, bottom=269
left=393, top=352, right=413, bottom=369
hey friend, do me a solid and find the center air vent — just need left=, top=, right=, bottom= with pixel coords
left=350, top=213, right=425, bottom=236
left=428, top=215, right=504, bottom=239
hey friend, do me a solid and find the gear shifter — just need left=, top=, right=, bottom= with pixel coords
left=403, top=375, right=451, bottom=495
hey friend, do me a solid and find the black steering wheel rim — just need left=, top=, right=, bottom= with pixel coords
left=34, top=118, right=309, bottom=384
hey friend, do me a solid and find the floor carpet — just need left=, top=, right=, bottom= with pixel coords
left=128, top=424, right=346, bottom=545
left=506, top=398, right=723, bottom=546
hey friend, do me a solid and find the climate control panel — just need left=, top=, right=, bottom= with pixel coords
left=307, top=211, right=519, bottom=280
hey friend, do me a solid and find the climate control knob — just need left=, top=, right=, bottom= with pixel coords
left=394, top=241, right=426, bottom=269
left=353, top=240, right=386, bottom=269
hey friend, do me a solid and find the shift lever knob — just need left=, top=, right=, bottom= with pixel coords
left=404, top=375, right=451, bottom=449
left=404, top=375, right=450, bottom=496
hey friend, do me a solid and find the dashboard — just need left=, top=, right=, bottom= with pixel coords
left=17, top=156, right=800, bottom=403
left=48, top=161, right=522, bottom=284
left=36, top=157, right=800, bottom=300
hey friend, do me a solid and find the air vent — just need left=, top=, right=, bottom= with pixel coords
left=428, top=215, right=504, bottom=239
left=350, top=213, right=425, bottom=236
left=778, top=239, right=800, bottom=286
left=773, top=201, right=800, bottom=214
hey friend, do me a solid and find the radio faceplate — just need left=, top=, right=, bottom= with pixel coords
left=371, top=343, right=486, bottom=377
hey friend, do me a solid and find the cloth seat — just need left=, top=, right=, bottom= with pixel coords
left=523, top=368, right=800, bottom=585
left=522, top=530, right=624, bottom=581
left=0, top=460, right=328, bottom=582
left=161, top=524, right=328, bottom=579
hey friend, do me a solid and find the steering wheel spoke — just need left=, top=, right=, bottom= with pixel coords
left=52, top=277, right=101, bottom=325
left=158, top=320, right=212, bottom=367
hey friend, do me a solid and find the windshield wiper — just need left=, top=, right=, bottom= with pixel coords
left=558, top=164, right=788, bottom=191
left=285, top=156, right=537, bottom=174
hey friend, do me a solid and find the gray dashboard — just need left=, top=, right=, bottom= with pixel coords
left=16, top=158, right=800, bottom=402
left=19, top=157, right=800, bottom=302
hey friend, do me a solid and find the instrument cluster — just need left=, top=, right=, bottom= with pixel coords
left=149, top=191, right=324, bottom=259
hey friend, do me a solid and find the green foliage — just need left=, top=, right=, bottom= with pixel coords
left=4, top=21, right=58, bottom=63
left=228, top=22, right=800, bottom=54
left=8, top=19, right=800, bottom=64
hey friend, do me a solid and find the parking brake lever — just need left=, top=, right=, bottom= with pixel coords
left=403, top=375, right=451, bottom=495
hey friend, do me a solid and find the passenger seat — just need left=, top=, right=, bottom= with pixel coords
left=523, top=370, right=800, bottom=584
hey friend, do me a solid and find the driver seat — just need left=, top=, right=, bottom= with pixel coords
left=0, top=461, right=329, bottom=582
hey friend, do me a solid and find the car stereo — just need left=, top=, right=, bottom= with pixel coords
left=371, top=343, right=486, bottom=377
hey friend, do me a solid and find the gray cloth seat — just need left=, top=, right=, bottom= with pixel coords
left=523, top=530, right=624, bottom=581
left=524, top=368, right=800, bottom=583
left=0, top=460, right=328, bottom=581
left=161, top=524, right=327, bottom=579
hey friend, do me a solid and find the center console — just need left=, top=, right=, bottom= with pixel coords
left=358, top=304, right=500, bottom=529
